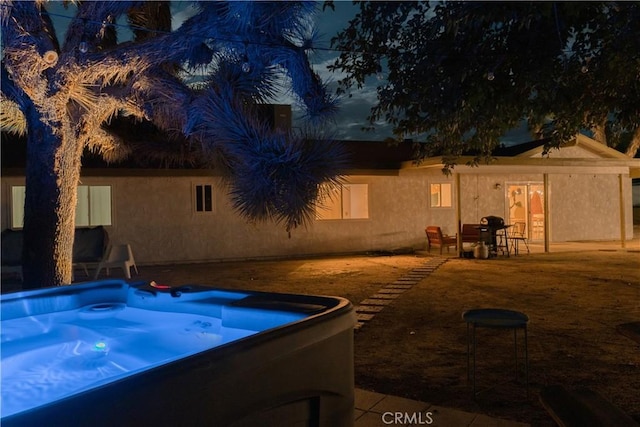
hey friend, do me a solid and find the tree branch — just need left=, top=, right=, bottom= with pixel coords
left=0, top=61, right=26, bottom=107
left=625, top=127, right=640, bottom=158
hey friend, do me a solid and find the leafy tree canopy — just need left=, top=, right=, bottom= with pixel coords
left=329, top=1, right=640, bottom=168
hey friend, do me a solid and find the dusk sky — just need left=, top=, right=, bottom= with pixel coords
left=45, top=1, right=531, bottom=144
left=169, top=1, right=400, bottom=141
left=299, top=2, right=531, bottom=144
left=46, top=1, right=380, bottom=140
left=304, top=2, right=395, bottom=141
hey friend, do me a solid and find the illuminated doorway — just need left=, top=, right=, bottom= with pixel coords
left=507, top=183, right=545, bottom=241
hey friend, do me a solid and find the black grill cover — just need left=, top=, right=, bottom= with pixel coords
left=480, top=216, right=505, bottom=228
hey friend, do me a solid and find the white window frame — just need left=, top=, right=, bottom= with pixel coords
left=193, top=183, right=214, bottom=214
left=316, top=183, right=369, bottom=220
left=430, top=182, right=453, bottom=208
left=10, top=185, right=113, bottom=229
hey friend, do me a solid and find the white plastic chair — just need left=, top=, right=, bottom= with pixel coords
left=94, top=244, right=138, bottom=279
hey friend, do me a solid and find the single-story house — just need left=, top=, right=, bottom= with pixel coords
left=2, top=133, right=639, bottom=266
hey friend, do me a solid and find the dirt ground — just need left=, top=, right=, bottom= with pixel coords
left=3, top=245, right=639, bottom=426
left=120, top=245, right=640, bottom=426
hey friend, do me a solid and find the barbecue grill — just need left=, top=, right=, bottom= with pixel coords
left=480, top=216, right=505, bottom=229
left=480, top=216, right=507, bottom=256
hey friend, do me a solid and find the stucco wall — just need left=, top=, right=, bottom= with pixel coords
left=416, top=169, right=634, bottom=243
left=549, top=173, right=632, bottom=241
left=458, top=172, right=544, bottom=225
left=1, top=166, right=634, bottom=265
left=94, top=173, right=429, bottom=264
left=542, top=145, right=600, bottom=159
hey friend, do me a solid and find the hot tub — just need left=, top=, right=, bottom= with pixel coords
left=1, top=280, right=355, bottom=427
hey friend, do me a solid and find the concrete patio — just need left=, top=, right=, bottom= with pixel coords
left=354, top=388, right=530, bottom=427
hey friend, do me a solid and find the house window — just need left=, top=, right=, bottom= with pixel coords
left=10, top=185, right=112, bottom=229
left=76, top=186, right=112, bottom=226
left=11, top=186, right=26, bottom=229
left=317, top=184, right=369, bottom=220
left=194, top=184, right=213, bottom=213
left=430, top=183, right=452, bottom=208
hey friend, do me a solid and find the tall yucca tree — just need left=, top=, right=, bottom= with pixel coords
left=1, top=1, right=345, bottom=289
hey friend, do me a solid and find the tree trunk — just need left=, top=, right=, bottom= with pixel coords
left=625, top=127, right=640, bottom=158
left=21, top=110, right=83, bottom=289
left=591, top=121, right=607, bottom=146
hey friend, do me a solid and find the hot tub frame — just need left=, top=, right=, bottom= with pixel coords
left=1, top=280, right=355, bottom=427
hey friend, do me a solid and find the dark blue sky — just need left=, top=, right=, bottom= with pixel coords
left=307, top=2, right=530, bottom=144
left=302, top=2, right=392, bottom=141
left=46, top=1, right=377, bottom=139
left=45, top=1, right=529, bottom=144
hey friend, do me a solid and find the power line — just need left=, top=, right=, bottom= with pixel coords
left=0, top=2, right=348, bottom=54
left=0, top=2, right=595, bottom=63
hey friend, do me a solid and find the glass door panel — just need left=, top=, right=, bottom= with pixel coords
left=508, top=185, right=527, bottom=226
left=529, top=184, right=545, bottom=241
left=507, top=183, right=544, bottom=241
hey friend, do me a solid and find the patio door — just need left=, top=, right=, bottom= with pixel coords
left=507, top=183, right=545, bottom=241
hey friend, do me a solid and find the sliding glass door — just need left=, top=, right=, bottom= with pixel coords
left=507, top=183, right=544, bottom=241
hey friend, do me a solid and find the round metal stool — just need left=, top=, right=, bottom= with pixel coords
left=462, top=308, right=529, bottom=397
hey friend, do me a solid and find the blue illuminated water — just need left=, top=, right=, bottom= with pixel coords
left=1, top=303, right=256, bottom=418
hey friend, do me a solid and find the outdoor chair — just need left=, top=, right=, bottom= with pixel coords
left=425, top=226, right=457, bottom=255
left=461, top=224, right=482, bottom=244
left=508, top=221, right=530, bottom=255
left=94, top=243, right=138, bottom=279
